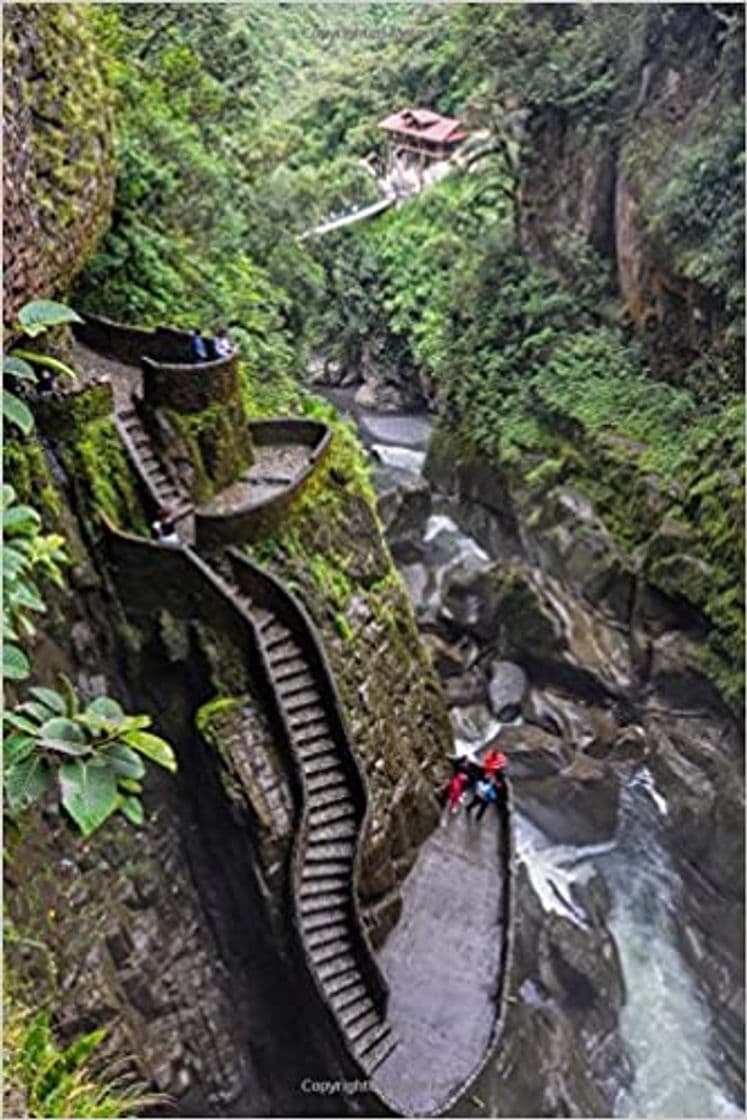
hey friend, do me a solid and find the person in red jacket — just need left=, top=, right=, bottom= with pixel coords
left=446, top=768, right=470, bottom=814
left=482, top=747, right=508, bottom=807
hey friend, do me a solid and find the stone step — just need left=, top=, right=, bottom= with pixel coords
left=255, top=608, right=274, bottom=628
left=306, top=785, right=351, bottom=809
left=316, top=952, right=357, bottom=982
left=268, top=639, right=302, bottom=663
left=306, top=771, right=347, bottom=795
left=322, top=967, right=362, bottom=999
left=263, top=621, right=292, bottom=644
left=293, top=722, right=331, bottom=747
left=302, top=904, right=347, bottom=932
left=277, top=671, right=315, bottom=697
left=308, top=818, right=357, bottom=844
left=362, top=1032, right=398, bottom=1074
left=301, top=861, right=349, bottom=882
left=305, top=840, right=354, bottom=863
left=306, top=922, right=349, bottom=950
left=285, top=689, right=323, bottom=713
left=354, top=1020, right=391, bottom=1061
left=308, top=800, right=356, bottom=828
left=297, top=737, right=336, bottom=762
left=304, top=753, right=340, bottom=777
left=347, top=1008, right=381, bottom=1043
left=330, top=981, right=367, bottom=1013
left=299, top=890, right=348, bottom=915
left=339, top=995, right=375, bottom=1030
left=273, top=658, right=308, bottom=682
left=310, top=937, right=352, bottom=966
left=288, top=704, right=327, bottom=729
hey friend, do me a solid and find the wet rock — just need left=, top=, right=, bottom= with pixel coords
left=515, top=756, right=620, bottom=845
left=524, top=486, right=637, bottom=623
left=487, top=660, right=528, bottom=721
left=450, top=703, right=500, bottom=746
left=421, top=632, right=480, bottom=678
left=377, top=475, right=432, bottom=563
left=496, top=567, right=635, bottom=698
left=443, top=668, right=487, bottom=708
left=495, top=723, right=572, bottom=779
left=472, top=863, right=628, bottom=1117
left=440, top=560, right=501, bottom=640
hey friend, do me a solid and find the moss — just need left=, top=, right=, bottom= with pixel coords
left=3, top=438, right=62, bottom=524
left=195, top=695, right=243, bottom=740
left=162, top=398, right=254, bottom=502
left=65, top=416, right=147, bottom=533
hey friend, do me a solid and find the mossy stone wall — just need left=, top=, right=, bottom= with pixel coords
left=3, top=5, right=115, bottom=329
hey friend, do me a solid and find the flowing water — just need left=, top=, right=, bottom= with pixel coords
left=321, top=388, right=740, bottom=1117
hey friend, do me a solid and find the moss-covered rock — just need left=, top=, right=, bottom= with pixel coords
left=3, top=5, right=115, bottom=328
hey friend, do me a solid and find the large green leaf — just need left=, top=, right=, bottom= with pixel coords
left=3, top=643, right=31, bottom=680
left=2, top=355, right=36, bottom=381
left=3, top=734, right=35, bottom=769
left=11, top=349, right=78, bottom=381
left=102, top=743, right=146, bottom=780
left=17, top=299, right=82, bottom=337
left=27, top=686, right=66, bottom=715
left=3, top=503, right=41, bottom=535
left=121, top=730, right=177, bottom=773
left=3, top=390, right=34, bottom=435
left=39, top=717, right=89, bottom=755
left=59, top=760, right=118, bottom=837
left=5, top=753, right=52, bottom=815
left=85, top=696, right=125, bottom=724
left=2, top=484, right=16, bottom=507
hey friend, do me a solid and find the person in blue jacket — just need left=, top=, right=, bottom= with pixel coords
left=465, top=776, right=499, bottom=822
left=189, top=328, right=208, bottom=362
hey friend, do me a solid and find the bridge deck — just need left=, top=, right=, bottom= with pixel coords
left=374, top=808, right=506, bottom=1115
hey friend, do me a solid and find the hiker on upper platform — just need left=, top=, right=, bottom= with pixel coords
left=213, top=327, right=233, bottom=359
left=189, top=328, right=208, bottom=362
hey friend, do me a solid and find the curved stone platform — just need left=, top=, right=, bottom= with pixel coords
left=375, top=806, right=512, bottom=1115
left=195, top=419, right=332, bottom=548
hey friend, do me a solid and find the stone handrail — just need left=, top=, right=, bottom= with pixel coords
left=73, top=312, right=239, bottom=414
left=194, top=420, right=332, bottom=548
left=226, top=547, right=391, bottom=1016
left=73, top=312, right=195, bottom=366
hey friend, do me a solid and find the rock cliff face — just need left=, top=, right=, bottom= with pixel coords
left=521, top=3, right=743, bottom=389
left=3, top=4, right=114, bottom=328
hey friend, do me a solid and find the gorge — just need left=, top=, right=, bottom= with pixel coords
left=3, top=4, right=744, bottom=1119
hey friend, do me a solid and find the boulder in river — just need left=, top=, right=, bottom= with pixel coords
left=514, top=754, right=620, bottom=845
left=378, top=474, right=432, bottom=563
left=487, top=659, right=528, bottom=721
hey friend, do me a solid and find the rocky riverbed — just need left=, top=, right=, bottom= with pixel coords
left=320, top=385, right=744, bottom=1117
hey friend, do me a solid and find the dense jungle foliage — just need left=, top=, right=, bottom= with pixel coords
left=71, top=1, right=743, bottom=697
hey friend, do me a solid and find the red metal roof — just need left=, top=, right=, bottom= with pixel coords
left=378, top=107, right=467, bottom=145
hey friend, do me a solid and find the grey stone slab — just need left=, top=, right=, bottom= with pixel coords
left=373, top=810, right=505, bottom=1115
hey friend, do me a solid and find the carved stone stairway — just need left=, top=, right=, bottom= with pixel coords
left=110, top=414, right=397, bottom=1078
left=115, top=406, right=193, bottom=521
left=219, top=563, right=397, bottom=1075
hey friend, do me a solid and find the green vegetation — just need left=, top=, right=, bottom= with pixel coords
left=26, top=5, right=747, bottom=709
left=3, top=302, right=176, bottom=837
left=3, top=1000, right=152, bottom=1118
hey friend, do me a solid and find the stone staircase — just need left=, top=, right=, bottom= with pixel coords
left=115, top=405, right=193, bottom=519
left=110, top=411, right=397, bottom=1077
left=218, top=565, right=397, bottom=1075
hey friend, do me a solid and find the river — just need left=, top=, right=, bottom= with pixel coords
left=320, top=387, right=741, bottom=1118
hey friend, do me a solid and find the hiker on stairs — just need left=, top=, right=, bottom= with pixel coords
left=152, top=504, right=181, bottom=548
